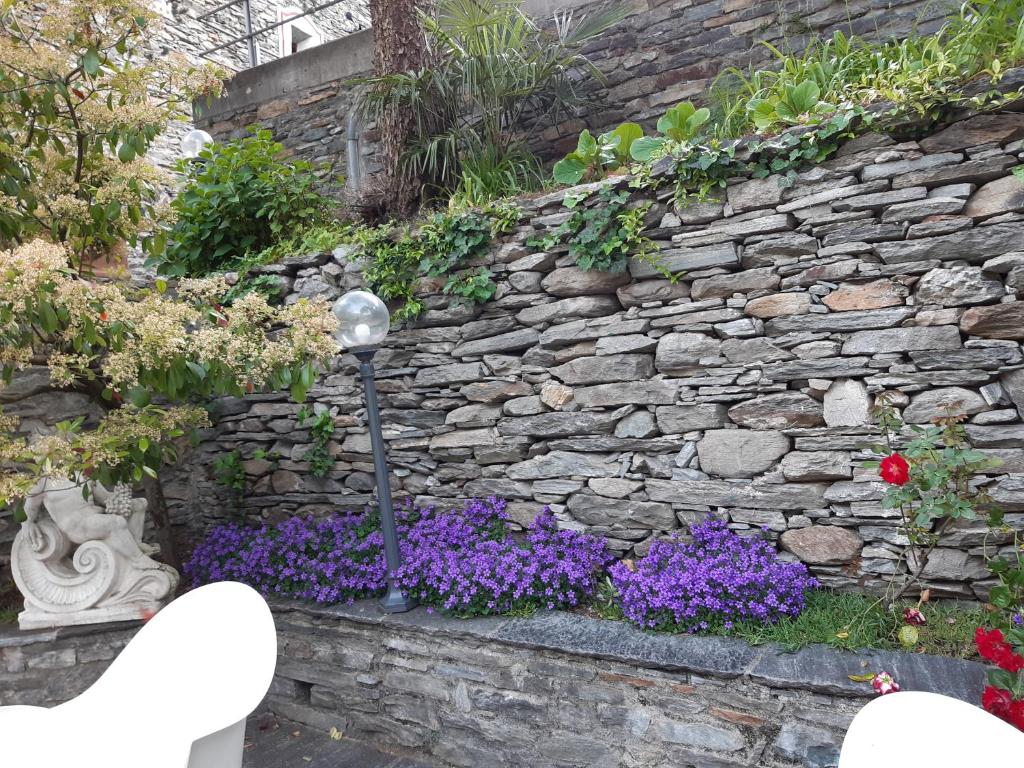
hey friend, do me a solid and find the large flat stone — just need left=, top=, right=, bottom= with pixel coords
left=698, top=430, right=790, bottom=478
left=841, top=326, right=962, bottom=355
left=655, top=333, right=722, bottom=375
left=919, top=113, right=1024, bottom=153
left=765, top=307, right=916, bottom=334
left=566, top=494, right=677, bottom=529
left=496, top=410, right=624, bottom=438
left=452, top=328, right=540, bottom=357
left=550, top=354, right=655, bottom=384
left=574, top=381, right=679, bottom=407
left=875, top=222, right=1024, bottom=265
left=542, top=267, right=630, bottom=296
left=516, top=296, right=621, bottom=326
left=902, top=387, right=988, bottom=424
left=780, top=525, right=863, bottom=565
left=656, top=404, right=729, bottom=433
left=629, top=243, right=739, bottom=278
left=915, top=266, right=1005, bottom=307
left=727, top=393, right=824, bottom=430
left=646, top=479, right=828, bottom=509
left=506, top=451, right=617, bottom=479
left=960, top=301, right=1024, bottom=339
left=414, top=362, right=488, bottom=387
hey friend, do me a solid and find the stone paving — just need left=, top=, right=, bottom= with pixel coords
left=244, top=715, right=431, bottom=768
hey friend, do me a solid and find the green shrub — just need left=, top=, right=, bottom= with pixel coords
left=530, top=186, right=664, bottom=276
left=354, top=200, right=520, bottom=321
left=155, top=129, right=336, bottom=276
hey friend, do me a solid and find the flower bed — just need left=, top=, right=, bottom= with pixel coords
left=609, top=518, right=816, bottom=632
left=185, top=497, right=611, bottom=616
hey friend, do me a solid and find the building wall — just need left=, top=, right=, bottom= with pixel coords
left=194, top=0, right=951, bottom=181
left=161, top=108, right=1024, bottom=598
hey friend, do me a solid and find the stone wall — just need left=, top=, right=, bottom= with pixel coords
left=167, top=108, right=1024, bottom=599
left=1, top=600, right=987, bottom=767
left=195, top=0, right=947, bottom=180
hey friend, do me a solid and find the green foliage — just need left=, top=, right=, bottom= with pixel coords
left=357, top=0, right=624, bottom=201
left=212, top=449, right=246, bottom=509
left=221, top=274, right=288, bottom=306
left=155, top=129, right=336, bottom=276
left=553, top=122, right=646, bottom=185
left=530, top=186, right=666, bottom=276
left=1013, top=165, right=1024, bottom=183
left=865, top=394, right=1002, bottom=601
left=248, top=222, right=354, bottom=267
left=631, top=102, right=711, bottom=162
left=355, top=200, right=520, bottom=320
left=713, top=1, right=1024, bottom=138
left=297, top=406, right=335, bottom=478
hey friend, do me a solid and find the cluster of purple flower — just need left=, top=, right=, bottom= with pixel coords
left=183, top=513, right=387, bottom=604
left=184, top=497, right=611, bottom=617
left=610, top=517, right=817, bottom=632
left=395, top=498, right=613, bottom=615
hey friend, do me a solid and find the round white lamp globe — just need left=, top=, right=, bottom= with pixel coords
left=332, top=290, right=391, bottom=349
left=180, top=129, right=213, bottom=159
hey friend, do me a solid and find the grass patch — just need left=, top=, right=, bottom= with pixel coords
left=728, top=591, right=1005, bottom=659
left=588, top=586, right=1005, bottom=660
left=0, top=608, right=16, bottom=625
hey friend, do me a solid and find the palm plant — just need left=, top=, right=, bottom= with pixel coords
left=357, top=0, right=624, bottom=204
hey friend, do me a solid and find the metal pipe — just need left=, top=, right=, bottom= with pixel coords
left=345, top=109, right=364, bottom=192
left=241, top=0, right=258, bottom=68
left=353, top=348, right=414, bottom=614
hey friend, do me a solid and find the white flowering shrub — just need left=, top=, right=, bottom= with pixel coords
left=0, top=0, right=226, bottom=272
left=0, top=240, right=338, bottom=548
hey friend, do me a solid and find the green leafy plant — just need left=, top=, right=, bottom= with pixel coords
left=297, top=406, right=335, bottom=478
left=248, top=222, right=354, bottom=267
left=630, top=102, right=710, bottom=162
left=355, top=200, right=519, bottom=320
left=865, top=394, right=1001, bottom=602
left=155, top=129, right=337, bottom=276
left=530, top=186, right=665, bottom=276
left=213, top=449, right=246, bottom=509
left=357, top=0, right=624, bottom=202
left=553, top=123, right=644, bottom=185
left=747, top=80, right=830, bottom=131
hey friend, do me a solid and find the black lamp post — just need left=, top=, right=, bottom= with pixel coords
left=332, top=290, right=414, bottom=613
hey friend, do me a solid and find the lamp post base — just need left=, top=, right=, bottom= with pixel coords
left=381, top=584, right=416, bottom=614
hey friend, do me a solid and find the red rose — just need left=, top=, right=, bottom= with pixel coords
left=1011, top=700, right=1024, bottom=731
left=975, top=627, right=1024, bottom=673
left=879, top=453, right=910, bottom=485
left=983, top=685, right=1013, bottom=719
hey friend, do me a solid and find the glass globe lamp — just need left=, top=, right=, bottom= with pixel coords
left=332, top=290, right=391, bottom=349
left=179, top=129, right=213, bottom=159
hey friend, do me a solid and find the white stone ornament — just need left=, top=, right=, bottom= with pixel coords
left=11, top=476, right=179, bottom=630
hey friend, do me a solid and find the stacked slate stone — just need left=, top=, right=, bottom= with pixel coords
left=168, top=111, right=1024, bottom=600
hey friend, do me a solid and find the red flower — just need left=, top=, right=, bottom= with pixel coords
left=879, top=453, right=910, bottom=485
left=903, top=607, right=926, bottom=626
left=1012, top=700, right=1024, bottom=731
left=983, top=685, right=1013, bottom=719
left=871, top=672, right=899, bottom=695
left=975, top=627, right=1024, bottom=673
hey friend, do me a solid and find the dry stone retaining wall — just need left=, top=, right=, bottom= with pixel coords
left=167, top=108, right=1024, bottom=599
left=1, top=602, right=987, bottom=767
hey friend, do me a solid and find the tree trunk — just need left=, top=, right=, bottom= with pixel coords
left=143, top=474, right=181, bottom=574
left=369, top=0, right=430, bottom=215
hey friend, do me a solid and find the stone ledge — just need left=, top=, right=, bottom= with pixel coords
left=0, top=618, right=142, bottom=648
left=275, top=599, right=986, bottom=703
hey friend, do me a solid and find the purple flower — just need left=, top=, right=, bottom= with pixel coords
left=609, top=517, right=817, bottom=632
left=184, top=497, right=611, bottom=617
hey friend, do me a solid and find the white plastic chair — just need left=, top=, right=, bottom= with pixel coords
left=838, top=690, right=1024, bottom=767
left=0, top=581, right=277, bottom=768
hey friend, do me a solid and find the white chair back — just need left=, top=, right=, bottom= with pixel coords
left=839, top=690, right=1024, bottom=767
left=0, top=581, right=277, bottom=768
